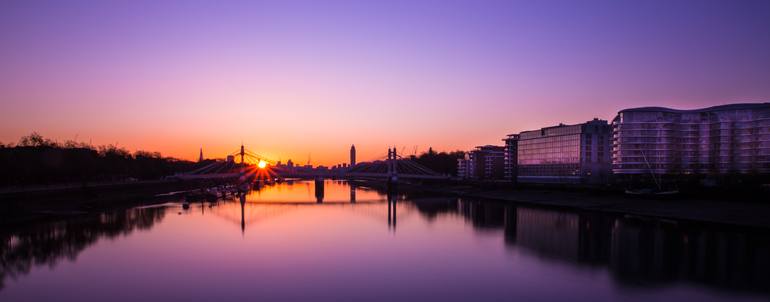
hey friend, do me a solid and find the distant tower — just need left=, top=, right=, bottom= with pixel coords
left=199, top=148, right=204, bottom=162
left=350, top=145, right=356, bottom=166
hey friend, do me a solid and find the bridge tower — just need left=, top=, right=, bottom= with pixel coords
left=387, top=147, right=398, bottom=184
left=391, top=147, right=397, bottom=177
left=386, top=146, right=399, bottom=230
left=240, top=144, right=245, bottom=164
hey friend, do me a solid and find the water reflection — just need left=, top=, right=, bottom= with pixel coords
left=454, top=199, right=770, bottom=293
left=315, top=179, right=324, bottom=203
left=350, top=184, right=356, bottom=203
left=240, top=193, right=246, bottom=233
left=0, top=206, right=166, bottom=290
left=388, top=185, right=397, bottom=229
left=1, top=180, right=769, bottom=301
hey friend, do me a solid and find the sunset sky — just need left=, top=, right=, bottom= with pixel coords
left=2, top=0, right=770, bottom=165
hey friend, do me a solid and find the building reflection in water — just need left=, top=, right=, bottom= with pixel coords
left=448, top=198, right=770, bottom=294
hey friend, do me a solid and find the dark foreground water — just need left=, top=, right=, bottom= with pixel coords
left=2, top=180, right=769, bottom=302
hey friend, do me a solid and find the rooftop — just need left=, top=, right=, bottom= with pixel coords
left=507, top=118, right=607, bottom=137
left=619, top=102, right=770, bottom=114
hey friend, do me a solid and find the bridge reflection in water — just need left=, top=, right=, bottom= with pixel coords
left=1, top=180, right=769, bottom=301
left=201, top=180, right=406, bottom=234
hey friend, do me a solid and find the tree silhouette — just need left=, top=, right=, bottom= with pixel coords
left=0, top=133, right=199, bottom=186
left=414, top=148, right=465, bottom=176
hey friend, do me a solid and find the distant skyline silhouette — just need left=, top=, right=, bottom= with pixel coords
left=2, top=0, right=770, bottom=165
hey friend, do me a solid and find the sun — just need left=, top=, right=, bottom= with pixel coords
left=257, top=160, right=267, bottom=169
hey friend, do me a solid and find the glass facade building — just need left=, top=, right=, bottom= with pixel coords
left=515, top=119, right=611, bottom=184
left=612, top=103, right=770, bottom=175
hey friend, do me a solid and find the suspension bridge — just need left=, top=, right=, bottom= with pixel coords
left=345, top=147, right=448, bottom=180
left=173, top=145, right=278, bottom=182
left=174, top=145, right=448, bottom=183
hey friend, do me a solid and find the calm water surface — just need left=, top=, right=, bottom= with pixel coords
left=2, top=180, right=769, bottom=302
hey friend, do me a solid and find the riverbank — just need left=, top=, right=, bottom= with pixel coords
left=4, top=177, right=770, bottom=230
left=388, top=181, right=770, bottom=229
left=0, top=179, right=210, bottom=225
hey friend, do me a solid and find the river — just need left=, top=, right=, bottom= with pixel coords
left=1, top=180, right=768, bottom=301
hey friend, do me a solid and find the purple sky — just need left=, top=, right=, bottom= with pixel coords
left=1, top=0, right=769, bottom=164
